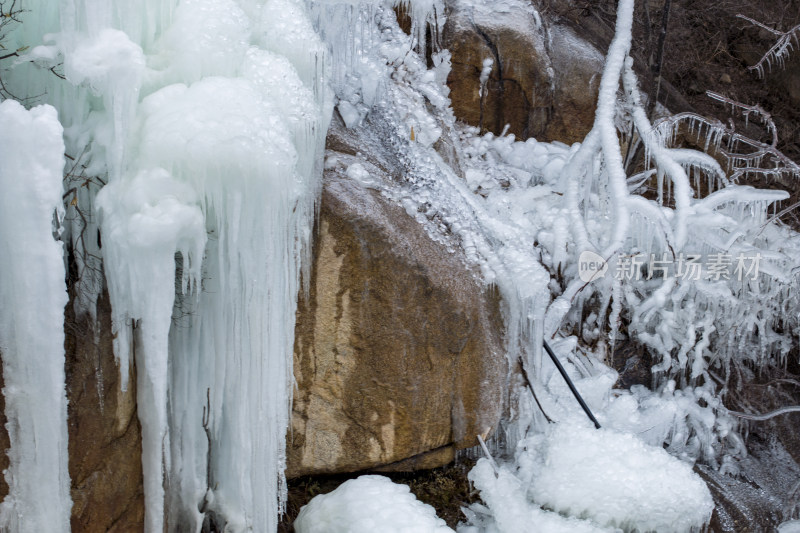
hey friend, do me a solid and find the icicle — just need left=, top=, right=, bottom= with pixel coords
left=96, top=168, right=206, bottom=533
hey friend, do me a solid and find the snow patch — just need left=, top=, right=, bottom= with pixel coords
left=528, top=424, right=714, bottom=532
left=295, top=475, right=454, bottom=533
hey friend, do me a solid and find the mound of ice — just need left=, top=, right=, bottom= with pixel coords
left=465, top=460, right=615, bottom=533
left=294, top=475, right=454, bottom=533
left=528, top=424, right=714, bottom=532
left=779, top=520, right=800, bottom=533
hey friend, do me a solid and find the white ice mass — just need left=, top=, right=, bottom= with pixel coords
left=0, top=100, right=72, bottom=532
left=294, top=475, right=455, bottom=533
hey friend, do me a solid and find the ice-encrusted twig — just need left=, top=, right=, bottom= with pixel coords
left=518, top=356, right=554, bottom=424
left=477, top=434, right=500, bottom=476
left=653, top=92, right=800, bottom=184
left=736, top=14, right=800, bottom=78
left=706, top=91, right=778, bottom=148
left=545, top=0, right=635, bottom=337
left=724, top=405, right=800, bottom=421
left=623, top=56, right=693, bottom=248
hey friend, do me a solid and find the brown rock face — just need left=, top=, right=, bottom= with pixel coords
left=543, top=25, right=604, bottom=144
left=443, top=2, right=554, bottom=141
left=442, top=2, right=603, bottom=144
left=65, top=289, right=144, bottom=532
left=288, top=166, right=506, bottom=477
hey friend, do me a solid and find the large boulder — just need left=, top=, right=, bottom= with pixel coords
left=287, top=149, right=506, bottom=477
left=442, top=1, right=555, bottom=141
left=442, top=0, right=604, bottom=144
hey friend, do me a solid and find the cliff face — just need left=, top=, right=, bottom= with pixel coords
left=64, top=292, right=144, bottom=532
left=0, top=2, right=606, bottom=526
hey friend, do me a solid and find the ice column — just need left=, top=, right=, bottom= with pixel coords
left=0, top=100, right=72, bottom=533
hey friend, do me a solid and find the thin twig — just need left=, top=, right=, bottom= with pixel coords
left=518, top=356, right=554, bottom=424
left=476, top=434, right=499, bottom=476
left=724, top=405, right=800, bottom=421
left=737, top=14, right=800, bottom=78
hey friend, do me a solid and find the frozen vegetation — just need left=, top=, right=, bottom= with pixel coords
left=302, top=0, right=800, bottom=530
left=0, top=0, right=798, bottom=531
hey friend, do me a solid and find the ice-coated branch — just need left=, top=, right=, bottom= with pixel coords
left=725, top=405, right=800, bottom=421
left=622, top=57, right=693, bottom=249
left=477, top=434, right=500, bottom=476
left=546, top=0, right=635, bottom=338
left=595, top=0, right=634, bottom=256
left=706, top=91, right=778, bottom=148
left=653, top=93, right=800, bottom=184
left=737, top=14, right=800, bottom=78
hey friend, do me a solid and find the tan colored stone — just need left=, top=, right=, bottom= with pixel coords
left=543, top=25, right=605, bottom=144
left=288, top=164, right=506, bottom=477
left=442, top=2, right=604, bottom=144
left=443, top=2, right=555, bottom=140
left=65, top=289, right=144, bottom=532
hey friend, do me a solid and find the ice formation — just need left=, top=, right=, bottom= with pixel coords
left=96, top=168, right=205, bottom=532
left=3, top=0, right=331, bottom=531
left=1, top=0, right=799, bottom=529
left=299, top=0, right=799, bottom=529
left=526, top=424, right=713, bottom=531
left=463, top=424, right=714, bottom=532
left=0, top=101, right=71, bottom=532
left=294, top=475, right=454, bottom=533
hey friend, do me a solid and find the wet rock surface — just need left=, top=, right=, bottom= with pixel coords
left=441, top=0, right=605, bottom=144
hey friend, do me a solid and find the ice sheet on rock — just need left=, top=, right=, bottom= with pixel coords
left=0, top=100, right=72, bottom=533
left=294, top=475, right=454, bottom=533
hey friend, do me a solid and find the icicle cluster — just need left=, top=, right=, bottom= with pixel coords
left=3, top=0, right=332, bottom=531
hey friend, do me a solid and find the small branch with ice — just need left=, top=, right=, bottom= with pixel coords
left=737, top=14, right=800, bottom=78
left=724, top=405, right=800, bottom=421
left=476, top=434, right=500, bottom=476
left=653, top=92, right=800, bottom=184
